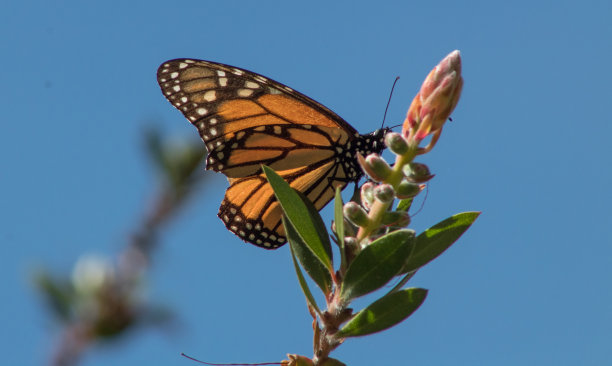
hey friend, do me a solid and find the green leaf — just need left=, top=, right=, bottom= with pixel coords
left=263, top=166, right=333, bottom=270
left=337, top=288, right=427, bottom=337
left=33, top=271, right=74, bottom=322
left=340, top=230, right=415, bottom=301
left=288, top=228, right=321, bottom=315
left=402, top=211, right=480, bottom=273
left=396, top=197, right=414, bottom=212
left=284, top=216, right=332, bottom=296
left=334, top=187, right=345, bottom=249
left=296, top=191, right=334, bottom=262
left=334, top=187, right=346, bottom=269
left=144, top=128, right=206, bottom=191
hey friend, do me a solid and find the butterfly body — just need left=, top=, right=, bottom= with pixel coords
left=157, top=59, right=387, bottom=249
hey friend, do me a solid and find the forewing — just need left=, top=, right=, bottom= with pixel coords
left=157, top=59, right=358, bottom=177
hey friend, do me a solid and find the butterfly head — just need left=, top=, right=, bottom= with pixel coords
left=359, top=127, right=391, bottom=156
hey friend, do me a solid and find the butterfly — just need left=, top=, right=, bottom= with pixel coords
left=157, top=59, right=388, bottom=249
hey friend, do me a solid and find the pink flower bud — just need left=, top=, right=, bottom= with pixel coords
left=403, top=50, right=463, bottom=145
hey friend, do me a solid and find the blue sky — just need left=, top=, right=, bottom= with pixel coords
left=2, top=1, right=612, bottom=365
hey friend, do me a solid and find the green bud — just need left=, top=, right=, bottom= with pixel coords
left=364, top=154, right=392, bottom=182
left=381, top=211, right=411, bottom=227
left=402, top=162, right=434, bottom=183
left=373, top=184, right=395, bottom=203
left=385, top=132, right=409, bottom=155
left=343, top=202, right=370, bottom=227
left=360, top=182, right=376, bottom=210
left=396, top=181, right=423, bottom=198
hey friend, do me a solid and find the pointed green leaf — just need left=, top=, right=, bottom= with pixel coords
left=334, top=187, right=347, bottom=270
left=33, top=271, right=74, bottom=322
left=340, top=229, right=415, bottom=301
left=296, top=191, right=333, bottom=263
left=337, top=288, right=427, bottom=337
left=402, top=211, right=480, bottom=273
left=334, top=187, right=345, bottom=249
left=288, top=231, right=321, bottom=315
left=263, top=165, right=332, bottom=270
left=396, top=197, right=414, bottom=212
left=284, top=216, right=332, bottom=296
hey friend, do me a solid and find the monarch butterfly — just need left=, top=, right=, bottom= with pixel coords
left=157, top=59, right=388, bottom=249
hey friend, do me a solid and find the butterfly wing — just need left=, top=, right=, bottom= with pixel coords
left=220, top=157, right=348, bottom=248
left=157, top=59, right=359, bottom=176
left=157, top=59, right=368, bottom=249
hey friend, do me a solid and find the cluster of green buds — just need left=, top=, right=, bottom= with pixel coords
left=264, top=50, right=477, bottom=366
left=344, top=50, right=463, bottom=251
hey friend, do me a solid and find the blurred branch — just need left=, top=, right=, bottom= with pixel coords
left=34, top=128, right=209, bottom=366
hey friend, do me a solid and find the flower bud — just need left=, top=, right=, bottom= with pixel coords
left=72, top=254, right=114, bottom=295
left=360, top=182, right=376, bottom=210
left=373, top=184, right=395, bottom=203
left=385, top=132, right=409, bottom=155
left=396, top=181, right=423, bottom=199
left=403, top=50, right=463, bottom=146
left=343, top=202, right=370, bottom=227
left=357, top=153, right=392, bottom=182
left=402, top=162, right=434, bottom=183
left=381, top=211, right=411, bottom=227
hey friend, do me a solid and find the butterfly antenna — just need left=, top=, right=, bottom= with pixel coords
left=381, top=76, right=400, bottom=128
left=181, top=353, right=283, bottom=366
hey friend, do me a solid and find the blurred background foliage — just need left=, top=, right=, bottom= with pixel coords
left=34, top=130, right=208, bottom=366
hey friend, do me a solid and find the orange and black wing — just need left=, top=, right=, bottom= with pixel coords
left=157, top=59, right=384, bottom=249
left=157, top=59, right=358, bottom=177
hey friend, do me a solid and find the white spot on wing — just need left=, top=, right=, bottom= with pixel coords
left=237, top=89, right=254, bottom=97
left=203, top=90, right=216, bottom=101
left=245, top=81, right=260, bottom=89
